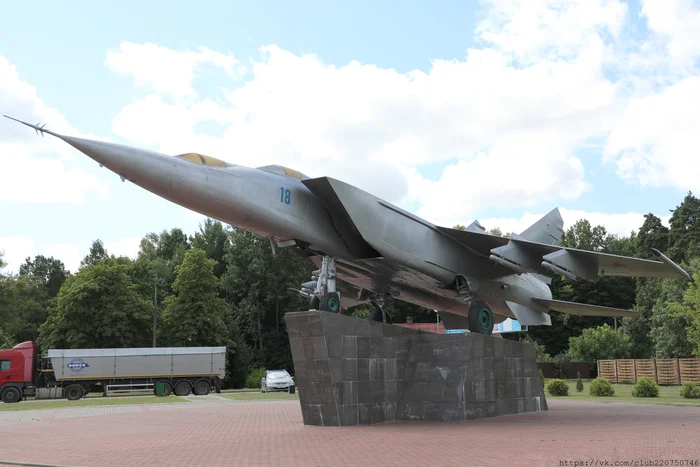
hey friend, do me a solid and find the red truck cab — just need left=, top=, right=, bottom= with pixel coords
left=0, top=341, right=36, bottom=403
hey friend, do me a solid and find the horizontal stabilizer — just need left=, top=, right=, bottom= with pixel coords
left=530, top=298, right=638, bottom=317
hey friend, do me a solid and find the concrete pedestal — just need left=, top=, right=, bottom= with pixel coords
left=284, top=310, right=547, bottom=426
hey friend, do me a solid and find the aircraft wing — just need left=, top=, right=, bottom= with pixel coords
left=439, top=208, right=690, bottom=281
left=530, top=298, right=639, bottom=317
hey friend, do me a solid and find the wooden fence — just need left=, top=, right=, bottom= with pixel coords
left=597, top=358, right=700, bottom=385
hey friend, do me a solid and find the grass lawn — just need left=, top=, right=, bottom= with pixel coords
left=545, top=379, right=700, bottom=406
left=0, top=395, right=189, bottom=412
left=222, top=392, right=299, bottom=402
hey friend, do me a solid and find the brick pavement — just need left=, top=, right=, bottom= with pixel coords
left=1, top=399, right=700, bottom=467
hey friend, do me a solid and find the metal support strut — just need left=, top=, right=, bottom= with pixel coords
left=305, top=256, right=340, bottom=312
left=369, top=292, right=393, bottom=324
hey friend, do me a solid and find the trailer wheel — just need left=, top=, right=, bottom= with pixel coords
left=65, top=384, right=83, bottom=401
left=154, top=381, right=172, bottom=397
left=193, top=380, right=211, bottom=396
left=1, top=387, right=21, bottom=404
left=173, top=381, right=192, bottom=397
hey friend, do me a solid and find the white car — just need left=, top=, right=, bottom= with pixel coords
left=261, top=370, right=294, bottom=393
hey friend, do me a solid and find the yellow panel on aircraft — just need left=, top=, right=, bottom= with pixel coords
left=177, top=153, right=228, bottom=167
left=200, top=154, right=228, bottom=167
left=282, top=167, right=303, bottom=179
left=178, top=153, right=204, bottom=164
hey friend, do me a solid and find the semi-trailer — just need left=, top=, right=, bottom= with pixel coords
left=0, top=341, right=226, bottom=403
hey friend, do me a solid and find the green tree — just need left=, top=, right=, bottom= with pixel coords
left=620, top=278, right=660, bottom=358
left=569, top=324, right=632, bottom=367
left=39, top=261, right=152, bottom=350
left=80, top=239, right=109, bottom=267
left=160, top=248, right=228, bottom=347
left=221, top=229, right=310, bottom=370
left=224, top=312, right=253, bottom=388
left=139, top=228, right=190, bottom=263
left=636, top=213, right=669, bottom=259
left=350, top=306, right=372, bottom=320
left=1, top=275, right=49, bottom=343
left=0, top=326, right=13, bottom=349
left=668, top=192, right=700, bottom=264
left=670, top=271, right=700, bottom=357
left=19, top=255, right=69, bottom=298
left=136, top=228, right=192, bottom=300
left=191, top=218, right=230, bottom=279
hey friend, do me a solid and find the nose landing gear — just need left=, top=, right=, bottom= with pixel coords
left=307, top=256, right=341, bottom=312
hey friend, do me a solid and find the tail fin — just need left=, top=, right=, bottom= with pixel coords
left=517, top=208, right=564, bottom=245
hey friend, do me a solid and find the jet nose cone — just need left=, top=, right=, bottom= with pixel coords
left=60, top=135, right=170, bottom=183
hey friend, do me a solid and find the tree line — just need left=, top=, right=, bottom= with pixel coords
left=3, top=193, right=700, bottom=385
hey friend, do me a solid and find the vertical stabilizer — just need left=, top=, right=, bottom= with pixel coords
left=517, top=208, right=564, bottom=246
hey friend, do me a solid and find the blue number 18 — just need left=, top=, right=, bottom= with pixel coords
left=280, top=187, right=291, bottom=205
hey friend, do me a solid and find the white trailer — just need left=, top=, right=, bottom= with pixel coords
left=42, top=346, right=226, bottom=400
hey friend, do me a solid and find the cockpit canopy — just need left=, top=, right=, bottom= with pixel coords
left=257, top=164, right=310, bottom=180
left=176, top=153, right=231, bottom=168
left=175, top=154, right=309, bottom=180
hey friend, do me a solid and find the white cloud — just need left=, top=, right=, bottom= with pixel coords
left=104, top=237, right=142, bottom=260
left=0, top=236, right=143, bottom=274
left=604, top=76, right=700, bottom=190
left=477, top=0, right=628, bottom=62
left=109, top=26, right=620, bottom=215
left=105, top=42, right=242, bottom=100
left=0, top=237, right=82, bottom=274
left=640, top=0, right=700, bottom=72
left=0, top=55, right=109, bottom=204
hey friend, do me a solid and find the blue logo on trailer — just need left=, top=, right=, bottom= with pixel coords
left=68, top=358, right=89, bottom=373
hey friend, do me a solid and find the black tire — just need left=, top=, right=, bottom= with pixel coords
left=65, top=384, right=83, bottom=401
left=320, top=292, right=340, bottom=312
left=173, top=380, right=192, bottom=396
left=154, top=381, right=172, bottom=397
left=1, top=387, right=21, bottom=404
left=468, top=301, right=494, bottom=335
left=193, top=380, right=211, bottom=396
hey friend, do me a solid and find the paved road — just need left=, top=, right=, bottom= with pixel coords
left=2, top=399, right=700, bottom=466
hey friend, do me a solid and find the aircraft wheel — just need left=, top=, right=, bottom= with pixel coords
left=468, top=301, right=494, bottom=335
left=320, top=293, right=340, bottom=313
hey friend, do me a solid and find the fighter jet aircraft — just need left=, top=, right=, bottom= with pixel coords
left=4, top=115, right=691, bottom=335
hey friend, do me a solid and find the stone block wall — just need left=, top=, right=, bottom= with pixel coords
left=285, top=311, right=547, bottom=426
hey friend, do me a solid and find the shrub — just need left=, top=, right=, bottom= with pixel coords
left=589, top=377, right=615, bottom=396
left=576, top=371, right=584, bottom=393
left=680, top=382, right=700, bottom=399
left=245, top=367, right=267, bottom=389
left=632, top=377, right=659, bottom=398
left=539, top=369, right=545, bottom=388
left=547, top=379, right=569, bottom=396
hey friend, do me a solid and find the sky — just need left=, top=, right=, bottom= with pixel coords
left=1, top=0, right=700, bottom=273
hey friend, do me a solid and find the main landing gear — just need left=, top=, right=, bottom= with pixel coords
left=308, top=256, right=341, bottom=312
left=368, top=293, right=394, bottom=324
left=467, top=301, right=494, bottom=336
left=452, top=274, right=494, bottom=336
